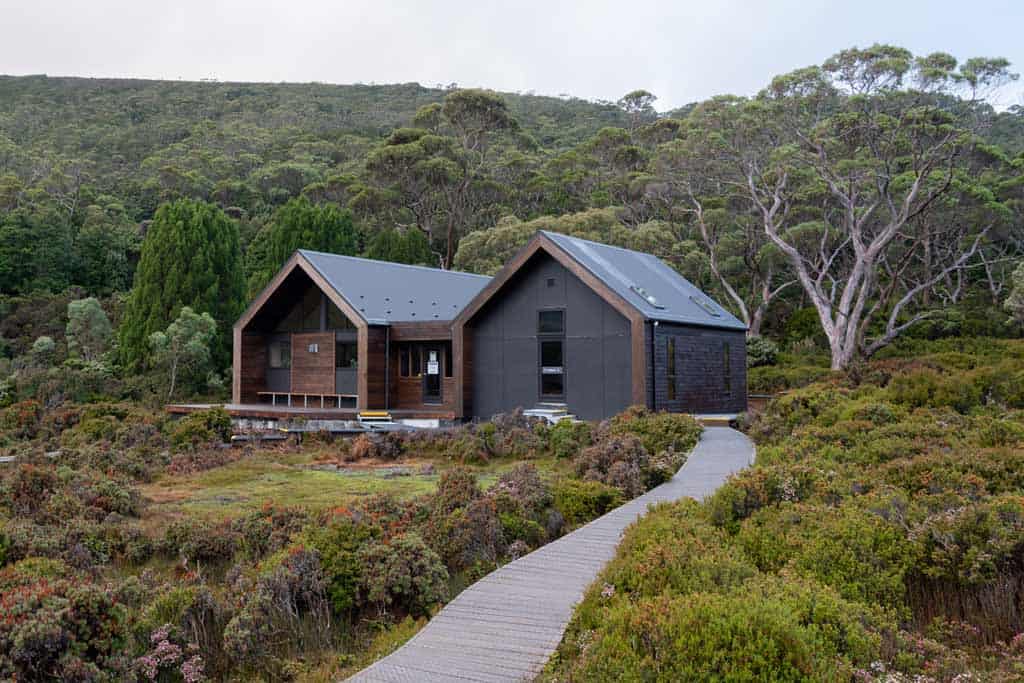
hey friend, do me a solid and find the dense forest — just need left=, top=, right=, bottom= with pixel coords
left=3, top=44, right=1024, bottom=682
left=2, top=44, right=1023, bottom=392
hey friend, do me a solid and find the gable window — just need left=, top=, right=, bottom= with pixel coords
left=667, top=337, right=677, bottom=401
left=538, top=310, right=564, bottom=335
left=327, top=301, right=356, bottom=330
left=268, top=340, right=291, bottom=369
left=723, top=342, right=732, bottom=391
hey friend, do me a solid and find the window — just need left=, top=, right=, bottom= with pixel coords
left=268, top=340, right=291, bottom=369
left=723, top=342, right=732, bottom=391
left=300, top=288, right=322, bottom=330
left=538, top=310, right=564, bottom=335
left=327, top=301, right=356, bottom=330
left=540, top=340, right=564, bottom=396
left=667, top=337, right=677, bottom=401
left=444, top=342, right=453, bottom=378
left=399, top=343, right=424, bottom=378
left=336, top=343, right=357, bottom=369
left=546, top=277, right=556, bottom=288
left=411, top=345, right=422, bottom=376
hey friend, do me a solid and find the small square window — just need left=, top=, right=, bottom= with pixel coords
left=538, top=310, right=564, bottom=335
left=546, top=278, right=556, bottom=288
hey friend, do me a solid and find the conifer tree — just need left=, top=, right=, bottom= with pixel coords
left=119, top=199, right=244, bottom=369
left=247, top=197, right=361, bottom=294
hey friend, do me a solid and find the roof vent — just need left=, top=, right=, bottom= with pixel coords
left=630, top=284, right=665, bottom=309
left=689, top=295, right=721, bottom=317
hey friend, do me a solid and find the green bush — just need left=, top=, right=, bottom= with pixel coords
left=552, top=479, right=624, bottom=526
left=607, top=405, right=702, bottom=456
left=746, top=335, right=779, bottom=367
left=545, top=419, right=593, bottom=459
left=356, top=533, right=448, bottom=617
left=166, top=406, right=232, bottom=451
left=554, top=576, right=887, bottom=682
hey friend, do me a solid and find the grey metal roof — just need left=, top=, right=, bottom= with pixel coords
left=299, top=250, right=491, bottom=324
left=540, top=231, right=747, bottom=330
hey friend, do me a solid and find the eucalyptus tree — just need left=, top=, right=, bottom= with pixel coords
left=366, top=89, right=519, bottom=268
left=682, top=45, right=1018, bottom=368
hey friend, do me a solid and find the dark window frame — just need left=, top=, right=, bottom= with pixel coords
left=537, top=308, right=566, bottom=400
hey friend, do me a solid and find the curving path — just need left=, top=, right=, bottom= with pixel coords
left=345, top=427, right=755, bottom=683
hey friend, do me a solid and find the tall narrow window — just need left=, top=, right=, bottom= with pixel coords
left=444, top=342, right=453, bottom=378
left=411, top=344, right=422, bottom=377
left=666, top=337, right=677, bottom=401
left=399, top=344, right=410, bottom=377
left=723, top=342, right=732, bottom=391
left=538, top=310, right=565, bottom=399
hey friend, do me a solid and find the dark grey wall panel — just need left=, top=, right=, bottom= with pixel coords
left=470, top=252, right=632, bottom=421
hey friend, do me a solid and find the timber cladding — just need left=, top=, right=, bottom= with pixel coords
left=360, top=326, right=388, bottom=409
left=238, top=332, right=266, bottom=403
left=649, top=323, right=747, bottom=414
left=290, top=332, right=335, bottom=394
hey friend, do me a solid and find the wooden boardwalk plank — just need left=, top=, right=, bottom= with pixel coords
left=345, top=427, right=754, bottom=683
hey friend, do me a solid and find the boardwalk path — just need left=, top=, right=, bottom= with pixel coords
left=346, top=427, right=755, bottom=683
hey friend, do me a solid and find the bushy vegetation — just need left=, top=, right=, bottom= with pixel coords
left=0, top=400, right=699, bottom=680
left=548, top=339, right=1024, bottom=682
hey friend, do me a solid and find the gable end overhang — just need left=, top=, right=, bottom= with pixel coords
left=451, top=232, right=650, bottom=412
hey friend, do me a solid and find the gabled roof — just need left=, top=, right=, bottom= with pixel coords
left=298, top=250, right=491, bottom=324
left=539, top=231, right=747, bottom=330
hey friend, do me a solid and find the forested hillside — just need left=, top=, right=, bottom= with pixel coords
left=1, top=44, right=1024, bottom=398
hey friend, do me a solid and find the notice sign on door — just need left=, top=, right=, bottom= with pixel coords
left=427, top=361, right=439, bottom=375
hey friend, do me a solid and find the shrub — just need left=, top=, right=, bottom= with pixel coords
left=555, top=577, right=887, bottom=682
left=606, top=406, right=701, bottom=457
left=790, top=505, right=920, bottom=611
left=575, top=435, right=648, bottom=496
left=160, top=518, right=239, bottom=565
left=545, top=419, right=593, bottom=459
left=223, top=546, right=331, bottom=675
left=0, top=399, right=42, bottom=439
left=167, top=407, right=232, bottom=451
left=488, top=463, right=552, bottom=518
left=431, top=467, right=482, bottom=516
left=0, top=579, right=131, bottom=680
left=553, top=479, right=624, bottom=526
left=424, top=496, right=505, bottom=571
left=357, top=533, right=448, bottom=617
left=747, top=335, right=779, bottom=367
left=301, top=514, right=379, bottom=615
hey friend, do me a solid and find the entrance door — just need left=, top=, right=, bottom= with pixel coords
left=539, top=339, right=565, bottom=399
left=422, top=346, right=442, bottom=404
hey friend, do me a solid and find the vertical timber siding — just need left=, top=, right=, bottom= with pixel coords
left=290, top=332, right=334, bottom=394
left=650, top=323, right=747, bottom=414
left=238, top=332, right=266, bottom=403
left=360, top=326, right=388, bottom=409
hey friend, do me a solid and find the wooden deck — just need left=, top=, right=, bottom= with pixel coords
left=165, top=403, right=457, bottom=420
left=345, top=427, right=755, bottom=682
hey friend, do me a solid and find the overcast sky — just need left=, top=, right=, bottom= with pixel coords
left=2, top=0, right=1022, bottom=110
